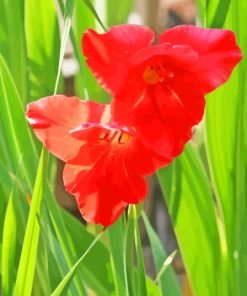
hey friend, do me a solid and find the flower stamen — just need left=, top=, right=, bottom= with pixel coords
left=143, top=63, right=174, bottom=85
left=99, top=129, right=132, bottom=145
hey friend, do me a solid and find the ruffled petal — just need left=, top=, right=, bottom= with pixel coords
left=63, top=163, right=128, bottom=226
left=130, top=42, right=198, bottom=69
left=105, top=152, right=148, bottom=203
left=159, top=25, right=242, bottom=94
left=82, top=25, right=154, bottom=94
left=124, top=138, right=169, bottom=176
left=63, top=151, right=148, bottom=225
left=112, top=90, right=193, bottom=159
left=26, top=95, right=110, bottom=162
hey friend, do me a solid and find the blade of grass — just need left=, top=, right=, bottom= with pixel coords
left=154, top=250, right=178, bottom=284
left=54, top=0, right=75, bottom=94
left=108, top=214, right=128, bottom=296
left=142, top=211, right=181, bottom=296
left=25, top=0, right=61, bottom=100
left=14, top=148, right=48, bottom=296
left=51, top=231, right=104, bottom=296
left=157, top=144, right=221, bottom=296
left=124, top=207, right=136, bottom=296
left=61, top=209, right=114, bottom=295
left=131, top=205, right=147, bottom=296
left=2, top=190, right=18, bottom=295
left=12, top=0, right=73, bottom=291
left=0, top=55, right=38, bottom=189
left=203, top=1, right=247, bottom=294
left=81, top=0, right=107, bottom=32
left=0, top=0, right=27, bottom=101
left=1, top=156, right=23, bottom=295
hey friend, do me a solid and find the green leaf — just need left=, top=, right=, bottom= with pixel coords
left=155, top=250, right=178, bottom=284
left=14, top=148, right=48, bottom=296
left=142, top=211, right=181, bottom=296
left=0, top=0, right=27, bottom=100
left=125, top=207, right=136, bottom=296
left=106, top=0, right=134, bottom=26
left=108, top=214, right=127, bottom=296
left=51, top=231, right=104, bottom=296
left=2, top=190, right=18, bottom=295
left=203, top=1, right=247, bottom=294
left=146, top=277, right=162, bottom=296
left=82, top=0, right=107, bottom=32
left=157, top=144, right=221, bottom=296
left=54, top=0, right=75, bottom=94
left=25, top=0, right=61, bottom=100
left=0, top=54, right=38, bottom=190
left=132, top=206, right=147, bottom=296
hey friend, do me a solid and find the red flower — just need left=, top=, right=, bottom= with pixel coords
left=26, top=95, right=167, bottom=226
left=82, top=25, right=242, bottom=157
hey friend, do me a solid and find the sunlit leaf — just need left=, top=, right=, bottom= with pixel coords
left=51, top=231, right=104, bottom=296
left=25, top=0, right=61, bottom=100
left=142, top=211, right=181, bottom=296
left=157, top=144, right=221, bottom=296
left=14, top=148, right=48, bottom=296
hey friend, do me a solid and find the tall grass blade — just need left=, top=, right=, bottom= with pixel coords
left=132, top=205, right=147, bottom=296
left=201, top=1, right=247, bottom=294
left=155, top=250, right=177, bottom=284
left=0, top=0, right=27, bottom=101
left=82, top=0, right=107, bottom=32
left=142, top=211, right=181, bottom=296
left=54, top=0, right=75, bottom=94
left=157, top=144, right=221, bottom=296
left=2, top=190, right=18, bottom=295
left=51, top=231, right=104, bottom=296
left=0, top=55, right=37, bottom=189
left=25, top=0, right=61, bottom=100
left=108, top=214, right=128, bottom=296
left=14, top=148, right=48, bottom=296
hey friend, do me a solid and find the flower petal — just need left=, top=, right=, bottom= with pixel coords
left=154, top=81, right=205, bottom=125
left=159, top=25, right=242, bottom=94
left=63, top=163, right=128, bottom=226
left=82, top=25, right=154, bottom=94
left=26, top=95, right=110, bottom=162
left=63, top=151, right=148, bottom=225
left=130, top=42, right=198, bottom=69
left=112, top=89, right=193, bottom=159
left=64, top=149, right=147, bottom=201
left=124, top=138, right=170, bottom=176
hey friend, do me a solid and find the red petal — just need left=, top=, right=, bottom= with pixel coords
left=82, top=25, right=154, bottom=95
left=130, top=42, right=198, bottom=69
left=112, top=90, right=193, bottom=159
left=26, top=95, right=110, bottom=162
left=63, top=152, right=148, bottom=225
left=154, top=81, right=205, bottom=125
left=159, top=25, right=242, bottom=94
left=65, top=151, right=147, bottom=202
left=63, top=163, right=128, bottom=226
left=124, top=138, right=170, bottom=176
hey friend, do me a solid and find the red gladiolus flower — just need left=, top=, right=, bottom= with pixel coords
left=26, top=95, right=168, bottom=226
left=82, top=25, right=242, bottom=157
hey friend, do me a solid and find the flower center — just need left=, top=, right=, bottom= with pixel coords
left=143, top=64, right=174, bottom=85
left=99, top=129, right=132, bottom=145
